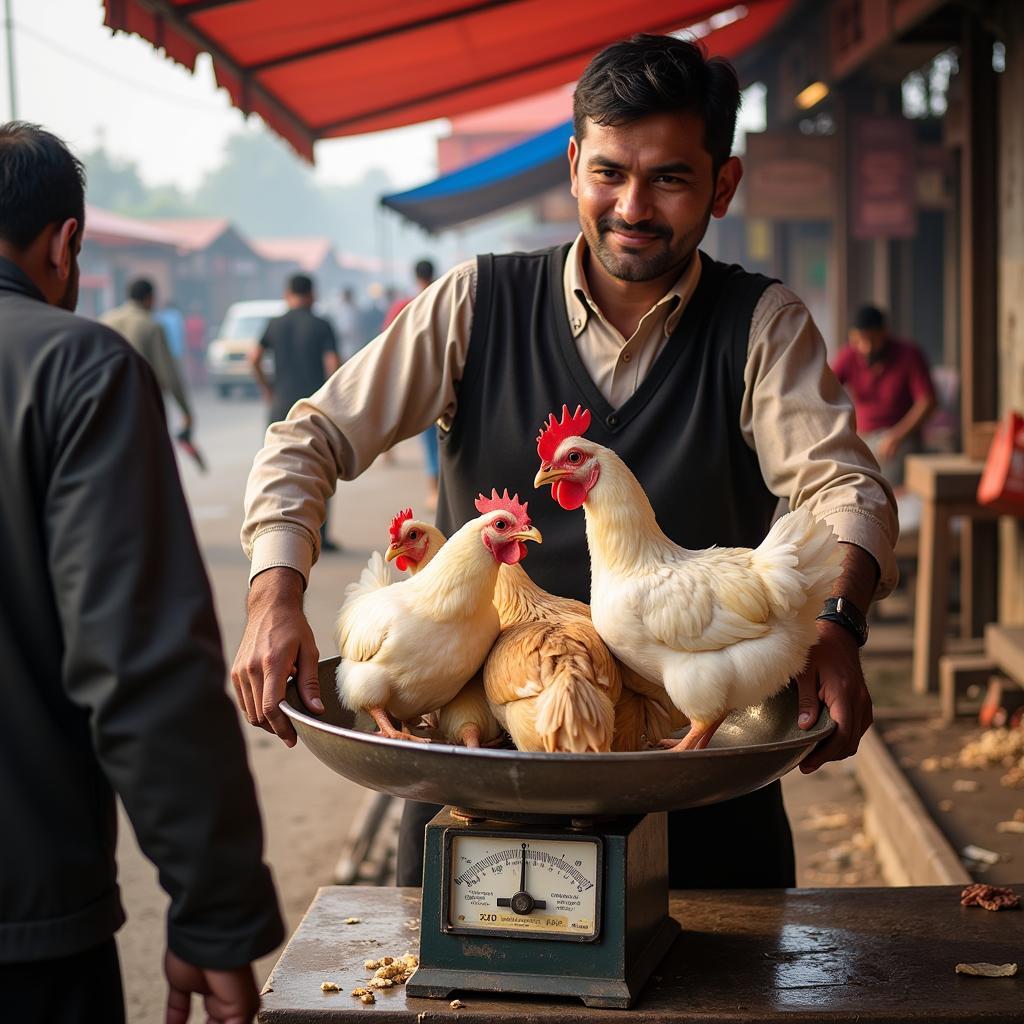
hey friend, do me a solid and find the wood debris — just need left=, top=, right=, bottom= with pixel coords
left=320, top=981, right=341, bottom=992
left=450, top=999, right=466, bottom=1009
left=345, top=917, right=361, bottom=924
left=955, top=962, right=1018, bottom=977
left=996, top=820, right=1024, bottom=834
left=961, top=883, right=1020, bottom=911
left=952, top=779, right=979, bottom=793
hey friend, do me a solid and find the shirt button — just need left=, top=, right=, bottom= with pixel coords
left=622, top=351, right=632, bottom=362
left=572, top=318, right=582, bottom=330
left=607, top=414, right=619, bottom=427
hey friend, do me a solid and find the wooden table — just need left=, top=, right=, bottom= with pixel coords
left=905, top=454, right=1000, bottom=695
left=259, top=885, right=1024, bottom=1022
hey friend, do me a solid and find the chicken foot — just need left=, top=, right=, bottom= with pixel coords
left=368, top=706, right=431, bottom=742
left=657, top=716, right=725, bottom=752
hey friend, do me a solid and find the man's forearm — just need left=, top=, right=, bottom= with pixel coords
left=889, top=396, right=935, bottom=443
left=833, top=542, right=880, bottom=611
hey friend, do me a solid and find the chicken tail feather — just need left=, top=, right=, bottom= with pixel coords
left=344, top=550, right=392, bottom=601
left=532, top=654, right=615, bottom=753
left=753, top=507, right=843, bottom=615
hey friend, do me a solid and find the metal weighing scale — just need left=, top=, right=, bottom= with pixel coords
left=282, top=658, right=833, bottom=1009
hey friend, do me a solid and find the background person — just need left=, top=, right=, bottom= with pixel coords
left=833, top=304, right=936, bottom=487
left=383, top=258, right=441, bottom=509
left=250, top=272, right=341, bottom=550
left=102, top=276, right=193, bottom=438
left=0, top=121, right=283, bottom=1024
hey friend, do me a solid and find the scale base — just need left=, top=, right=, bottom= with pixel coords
left=408, top=914, right=679, bottom=1008
left=415, top=809, right=678, bottom=1010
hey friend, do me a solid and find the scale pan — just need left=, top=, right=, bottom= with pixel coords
left=281, top=658, right=834, bottom=817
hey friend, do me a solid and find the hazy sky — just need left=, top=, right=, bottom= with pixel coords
left=4, top=0, right=446, bottom=191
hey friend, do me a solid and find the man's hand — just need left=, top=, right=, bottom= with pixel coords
left=794, top=619, right=873, bottom=773
left=231, top=566, right=323, bottom=747
left=877, top=430, right=901, bottom=461
left=164, top=949, right=260, bottom=1024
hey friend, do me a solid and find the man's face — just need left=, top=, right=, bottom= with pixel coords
left=568, top=112, right=740, bottom=284
left=849, top=327, right=885, bottom=357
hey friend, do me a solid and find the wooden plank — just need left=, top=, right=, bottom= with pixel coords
left=911, top=487, right=952, bottom=694
left=259, top=885, right=1024, bottom=1021
left=986, top=623, right=1024, bottom=684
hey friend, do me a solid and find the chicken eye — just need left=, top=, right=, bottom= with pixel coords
left=493, top=518, right=508, bottom=530
left=409, top=530, right=419, bottom=540
left=567, top=450, right=583, bottom=464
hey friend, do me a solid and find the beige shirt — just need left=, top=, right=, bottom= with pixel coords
left=101, top=301, right=192, bottom=420
left=242, top=235, right=898, bottom=595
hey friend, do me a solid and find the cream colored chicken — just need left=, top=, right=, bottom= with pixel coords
left=390, top=501, right=679, bottom=752
left=335, top=492, right=540, bottom=740
left=535, top=405, right=844, bottom=752
left=384, top=510, right=502, bottom=748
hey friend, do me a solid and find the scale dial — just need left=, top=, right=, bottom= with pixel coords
left=444, top=830, right=601, bottom=941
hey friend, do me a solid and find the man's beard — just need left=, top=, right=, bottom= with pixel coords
left=582, top=202, right=712, bottom=283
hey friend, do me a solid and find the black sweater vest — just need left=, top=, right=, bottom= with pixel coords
left=436, top=244, right=778, bottom=604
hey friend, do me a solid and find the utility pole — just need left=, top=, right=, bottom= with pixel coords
left=4, top=0, right=16, bottom=120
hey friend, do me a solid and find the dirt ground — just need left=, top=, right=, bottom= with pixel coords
left=113, top=392, right=888, bottom=1022
left=877, top=717, right=1024, bottom=885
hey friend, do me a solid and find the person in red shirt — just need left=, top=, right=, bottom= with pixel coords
left=833, top=305, right=936, bottom=486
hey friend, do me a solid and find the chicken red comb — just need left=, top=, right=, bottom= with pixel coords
left=389, top=508, right=413, bottom=544
left=536, top=405, right=592, bottom=463
left=474, top=488, right=530, bottom=524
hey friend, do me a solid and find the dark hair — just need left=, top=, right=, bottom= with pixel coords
left=573, top=34, right=740, bottom=171
left=288, top=273, right=313, bottom=297
left=128, top=278, right=154, bottom=303
left=853, top=305, right=886, bottom=330
left=0, top=122, right=86, bottom=249
left=414, top=259, right=435, bottom=284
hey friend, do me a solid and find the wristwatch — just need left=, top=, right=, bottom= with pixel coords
left=816, top=596, right=869, bottom=647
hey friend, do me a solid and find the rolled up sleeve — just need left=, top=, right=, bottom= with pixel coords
left=242, top=260, right=477, bottom=584
left=741, top=285, right=900, bottom=597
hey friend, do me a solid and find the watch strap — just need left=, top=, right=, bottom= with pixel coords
left=816, top=596, right=868, bottom=647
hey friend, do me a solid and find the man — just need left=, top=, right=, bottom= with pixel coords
left=833, top=304, right=936, bottom=487
left=0, top=122, right=283, bottom=1022
left=102, top=277, right=193, bottom=438
left=383, top=258, right=441, bottom=509
left=234, top=36, right=897, bottom=890
left=329, top=284, right=362, bottom=362
left=250, top=272, right=341, bottom=549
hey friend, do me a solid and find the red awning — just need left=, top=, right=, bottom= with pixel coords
left=103, top=0, right=789, bottom=160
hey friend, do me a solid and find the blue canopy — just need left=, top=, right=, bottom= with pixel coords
left=381, top=119, right=572, bottom=234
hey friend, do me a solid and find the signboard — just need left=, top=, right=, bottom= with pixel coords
left=743, top=133, right=838, bottom=222
left=851, top=116, right=917, bottom=239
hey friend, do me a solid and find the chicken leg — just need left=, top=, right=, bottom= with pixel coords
left=369, top=706, right=431, bottom=742
left=658, top=716, right=725, bottom=752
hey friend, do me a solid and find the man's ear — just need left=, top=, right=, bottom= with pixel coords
left=568, top=137, right=580, bottom=200
left=48, top=218, right=79, bottom=282
left=711, top=156, right=743, bottom=219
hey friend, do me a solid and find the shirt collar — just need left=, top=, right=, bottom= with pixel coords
left=0, top=256, right=47, bottom=303
left=562, top=233, right=703, bottom=339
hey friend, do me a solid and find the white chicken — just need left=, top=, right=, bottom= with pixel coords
left=384, top=510, right=503, bottom=748
left=390, top=505, right=680, bottom=752
left=534, top=405, right=843, bottom=752
left=335, top=492, right=541, bottom=740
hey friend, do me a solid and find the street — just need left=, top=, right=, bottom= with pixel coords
left=114, top=388, right=880, bottom=1021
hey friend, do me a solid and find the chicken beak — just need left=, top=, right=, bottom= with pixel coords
left=534, top=465, right=569, bottom=488
left=385, top=542, right=404, bottom=562
left=511, top=526, right=543, bottom=545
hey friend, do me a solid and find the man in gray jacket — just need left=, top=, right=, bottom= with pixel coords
left=0, top=121, right=283, bottom=1022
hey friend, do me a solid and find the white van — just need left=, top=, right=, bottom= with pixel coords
left=206, top=299, right=286, bottom=397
